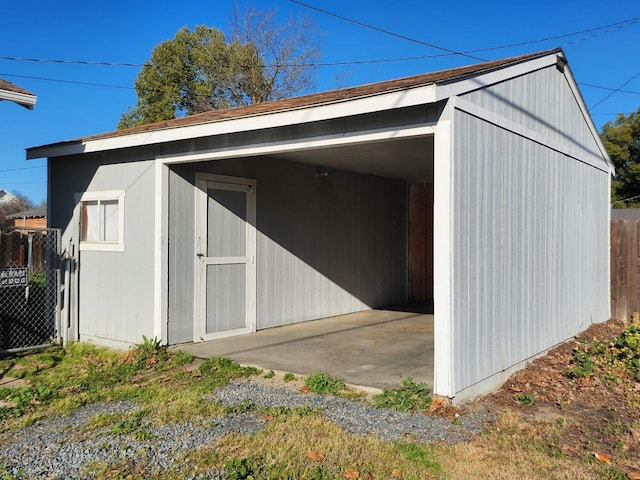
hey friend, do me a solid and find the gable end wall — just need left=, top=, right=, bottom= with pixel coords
left=450, top=67, right=610, bottom=398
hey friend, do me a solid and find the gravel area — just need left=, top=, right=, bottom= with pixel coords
left=0, top=380, right=492, bottom=479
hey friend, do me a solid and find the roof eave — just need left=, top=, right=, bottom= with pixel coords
left=0, top=90, right=37, bottom=110
left=28, top=83, right=438, bottom=159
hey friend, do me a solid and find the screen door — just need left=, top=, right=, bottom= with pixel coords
left=195, top=174, right=256, bottom=341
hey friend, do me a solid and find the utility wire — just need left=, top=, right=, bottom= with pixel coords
left=288, top=0, right=486, bottom=61
left=0, top=72, right=134, bottom=90
left=0, top=166, right=46, bottom=173
left=579, top=82, right=640, bottom=95
left=590, top=71, right=640, bottom=110
left=0, top=16, right=637, bottom=69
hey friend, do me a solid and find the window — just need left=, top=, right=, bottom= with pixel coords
left=76, top=190, right=125, bottom=251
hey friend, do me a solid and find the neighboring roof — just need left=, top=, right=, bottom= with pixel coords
left=0, top=78, right=37, bottom=110
left=28, top=49, right=564, bottom=160
left=7, top=207, right=47, bottom=219
left=611, top=208, right=640, bottom=221
left=0, top=189, right=16, bottom=204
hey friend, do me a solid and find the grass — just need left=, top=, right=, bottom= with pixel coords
left=1, top=336, right=637, bottom=479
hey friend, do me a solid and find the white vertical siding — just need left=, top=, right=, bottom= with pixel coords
left=451, top=109, right=609, bottom=394
left=461, top=65, right=606, bottom=170
left=49, top=152, right=158, bottom=347
left=78, top=159, right=157, bottom=345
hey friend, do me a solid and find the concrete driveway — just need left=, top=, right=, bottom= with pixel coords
left=177, top=305, right=434, bottom=391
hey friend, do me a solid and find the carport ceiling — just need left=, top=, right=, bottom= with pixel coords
left=269, top=135, right=434, bottom=182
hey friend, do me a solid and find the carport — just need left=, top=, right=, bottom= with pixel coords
left=177, top=305, right=434, bottom=390
left=30, top=49, right=612, bottom=402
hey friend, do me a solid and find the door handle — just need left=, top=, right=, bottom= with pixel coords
left=196, top=253, right=205, bottom=258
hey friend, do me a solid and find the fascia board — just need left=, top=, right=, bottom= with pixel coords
left=0, top=90, right=37, bottom=109
left=27, top=84, right=437, bottom=160
left=434, top=53, right=558, bottom=101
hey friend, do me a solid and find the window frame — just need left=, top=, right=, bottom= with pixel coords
left=75, top=190, right=125, bottom=251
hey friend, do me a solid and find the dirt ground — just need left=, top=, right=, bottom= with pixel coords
left=470, top=319, right=640, bottom=473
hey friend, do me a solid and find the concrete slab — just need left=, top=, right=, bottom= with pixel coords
left=176, top=306, right=434, bottom=390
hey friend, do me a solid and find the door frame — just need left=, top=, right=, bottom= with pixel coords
left=194, top=172, right=257, bottom=342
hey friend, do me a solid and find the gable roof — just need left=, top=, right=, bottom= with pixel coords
left=87, top=49, right=561, bottom=141
left=29, top=48, right=605, bottom=163
left=0, top=78, right=37, bottom=110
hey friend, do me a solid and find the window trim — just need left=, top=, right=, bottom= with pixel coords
left=75, top=190, right=125, bottom=251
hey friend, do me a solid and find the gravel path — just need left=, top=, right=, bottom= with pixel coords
left=0, top=379, right=492, bottom=479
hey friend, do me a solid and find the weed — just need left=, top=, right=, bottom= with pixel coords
left=198, top=357, right=259, bottom=390
left=0, top=465, right=24, bottom=480
left=514, top=393, right=535, bottom=406
left=224, top=456, right=262, bottom=479
left=283, top=372, right=295, bottom=382
left=260, top=405, right=320, bottom=418
left=224, top=399, right=254, bottom=415
left=565, top=347, right=595, bottom=378
left=108, top=410, right=154, bottom=440
left=263, top=369, right=275, bottom=379
left=304, top=372, right=345, bottom=395
left=138, top=335, right=162, bottom=354
left=370, top=377, right=432, bottom=412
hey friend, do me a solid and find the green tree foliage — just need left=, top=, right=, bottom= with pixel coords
left=118, top=7, right=320, bottom=129
left=601, top=107, right=640, bottom=208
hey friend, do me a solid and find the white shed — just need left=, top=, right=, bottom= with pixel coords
left=28, top=48, right=612, bottom=401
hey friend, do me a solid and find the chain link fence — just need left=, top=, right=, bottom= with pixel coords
left=0, top=227, right=61, bottom=352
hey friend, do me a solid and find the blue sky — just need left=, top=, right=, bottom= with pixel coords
left=1, top=0, right=638, bottom=204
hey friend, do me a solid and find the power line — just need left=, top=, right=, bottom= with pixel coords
left=0, top=166, right=46, bottom=173
left=464, top=16, right=640, bottom=53
left=590, top=71, right=640, bottom=110
left=289, top=0, right=487, bottom=62
left=2, top=181, right=47, bottom=185
left=0, top=16, right=637, bottom=70
left=591, top=112, right=637, bottom=116
left=0, top=72, right=134, bottom=90
left=578, top=82, right=640, bottom=95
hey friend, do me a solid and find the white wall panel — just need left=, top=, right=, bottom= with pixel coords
left=451, top=110, right=609, bottom=394
left=49, top=150, right=158, bottom=346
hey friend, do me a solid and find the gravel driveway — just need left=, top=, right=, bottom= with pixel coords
left=0, top=379, right=492, bottom=479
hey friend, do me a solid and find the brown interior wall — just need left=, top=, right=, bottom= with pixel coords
left=408, top=183, right=434, bottom=303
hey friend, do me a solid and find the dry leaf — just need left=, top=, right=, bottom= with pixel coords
left=627, top=472, right=640, bottom=480
left=594, top=452, right=612, bottom=464
left=391, top=468, right=403, bottom=478
left=259, top=413, right=274, bottom=422
left=344, top=468, right=359, bottom=480
left=300, top=385, right=311, bottom=393
left=308, top=451, right=325, bottom=461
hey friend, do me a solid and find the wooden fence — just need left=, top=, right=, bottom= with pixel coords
left=611, top=219, right=640, bottom=320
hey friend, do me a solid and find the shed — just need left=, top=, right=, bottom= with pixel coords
left=27, top=48, right=612, bottom=401
left=7, top=207, right=47, bottom=229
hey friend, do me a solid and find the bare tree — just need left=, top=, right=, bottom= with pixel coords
left=119, top=6, right=322, bottom=129
left=0, top=191, right=34, bottom=226
left=228, top=4, right=321, bottom=103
